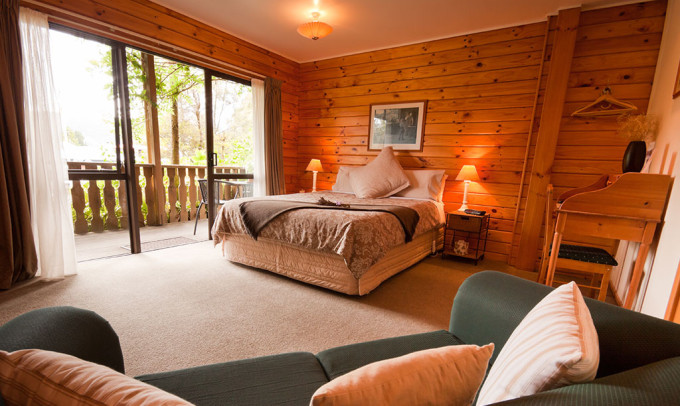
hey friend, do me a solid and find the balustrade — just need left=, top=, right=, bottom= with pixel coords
left=68, top=162, right=248, bottom=234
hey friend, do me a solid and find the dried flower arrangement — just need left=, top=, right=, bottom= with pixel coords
left=617, top=114, right=658, bottom=142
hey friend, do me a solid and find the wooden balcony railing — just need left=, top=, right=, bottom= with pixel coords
left=67, top=161, right=249, bottom=234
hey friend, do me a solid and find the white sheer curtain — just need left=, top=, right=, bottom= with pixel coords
left=20, top=8, right=77, bottom=280
left=251, top=78, right=266, bottom=197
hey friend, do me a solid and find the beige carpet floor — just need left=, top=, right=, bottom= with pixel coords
left=0, top=241, right=533, bottom=377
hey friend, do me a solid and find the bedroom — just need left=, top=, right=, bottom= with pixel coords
left=1, top=0, right=680, bottom=403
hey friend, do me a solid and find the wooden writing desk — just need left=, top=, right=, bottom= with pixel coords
left=545, top=173, right=672, bottom=309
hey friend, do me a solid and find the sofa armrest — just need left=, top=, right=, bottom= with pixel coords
left=490, top=356, right=680, bottom=405
left=0, top=306, right=125, bottom=374
left=450, top=271, right=680, bottom=377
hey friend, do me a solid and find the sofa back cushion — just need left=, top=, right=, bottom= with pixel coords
left=0, top=349, right=190, bottom=405
left=450, top=271, right=680, bottom=378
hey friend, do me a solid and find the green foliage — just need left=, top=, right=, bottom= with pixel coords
left=66, top=126, right=87, bottom=146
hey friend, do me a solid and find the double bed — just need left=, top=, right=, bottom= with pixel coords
left=212, top=191, right=445, bottom=295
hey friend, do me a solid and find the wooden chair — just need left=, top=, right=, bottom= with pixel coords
left=538, top=184, right=617, bottom=301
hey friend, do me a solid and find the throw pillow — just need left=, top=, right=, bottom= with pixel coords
left=0, top=349, right=191, bottom=405
left=348, top=147, right=410, bottom=198
left=311, top=344, right=494, bottom=406
left=331, top=166, right=356, bottom=194
left=475, top=281, right=599, bottom=405
left=395, top=169, right=447, bottom=201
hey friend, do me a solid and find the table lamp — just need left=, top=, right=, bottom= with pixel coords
left=306, top=159, right=324, bottom=192
left=455, top=165, right=480, bottom=211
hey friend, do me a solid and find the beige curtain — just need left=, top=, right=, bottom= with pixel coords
left=0, top=0, right=38, bottom=289
left=264, top=77, right=285, bottom=195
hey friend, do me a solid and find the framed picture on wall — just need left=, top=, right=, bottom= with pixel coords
left=674, top=60, right=680, bottom=99
left=368, top=101, right=427, bottom=151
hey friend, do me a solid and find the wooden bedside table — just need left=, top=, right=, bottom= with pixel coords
left=443, top=211, right=490, bottom=265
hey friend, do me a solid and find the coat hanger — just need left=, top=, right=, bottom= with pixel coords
left=571, top=87, right=638, bottom=117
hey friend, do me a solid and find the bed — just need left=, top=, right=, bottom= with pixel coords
left=211, top=191, right=445, bottom=295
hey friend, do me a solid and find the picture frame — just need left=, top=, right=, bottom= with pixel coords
left=674, top=60, right=680, bottom=99
left=368, top=101, right=427, bottom=151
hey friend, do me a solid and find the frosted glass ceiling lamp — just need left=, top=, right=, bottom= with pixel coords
left=455, top=165, right=480, bottom=212
left=306, top=159, right=324, bottom=192
left=297, top=12, right=333, bottom=40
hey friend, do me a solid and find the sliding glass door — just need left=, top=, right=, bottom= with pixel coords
left=50, top=27, right=140, bottom=260
left=51, top=25, right=257, bottom=257
left=205, top=71, right=254, bottom=236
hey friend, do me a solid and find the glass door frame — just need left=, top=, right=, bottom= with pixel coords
left=204, top=70, right=254, bottom=238
left=52, top=24, right=141, bottom=253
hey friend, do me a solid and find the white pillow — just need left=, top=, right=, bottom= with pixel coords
left=395, top=169, right=447, bottom=201
left=311, top=344, right=494, bottom=406
left=331, top=166, right=356, bottom=194
left=476, top=281, right=599, bottom=405
left=348, top=147, right=410, bottom=198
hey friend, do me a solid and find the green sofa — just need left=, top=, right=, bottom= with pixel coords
left=2, top=271, right=680, bottom=405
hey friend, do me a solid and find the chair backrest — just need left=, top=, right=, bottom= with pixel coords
left=198, top=179, right=209, bottom=203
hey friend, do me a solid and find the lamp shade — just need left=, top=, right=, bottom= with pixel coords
left=455, top=165, right=480, bottom=182
left=306, top=159, right=324, bottom=172
left=297, top=16, right=333, bottom=40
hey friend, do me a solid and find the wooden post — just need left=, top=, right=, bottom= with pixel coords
left=516, top=7, right=580, bottom=271
left=142, top=53, right=165, bottom=226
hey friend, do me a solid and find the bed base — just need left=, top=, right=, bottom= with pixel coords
left=221, top=227, right=444, bottom=295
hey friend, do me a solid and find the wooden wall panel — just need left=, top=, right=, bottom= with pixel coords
left=298, top=22, right=548, bottom=262
left=510, top=1, right=666, bottom=267
left=23, top=0, right=301, bottom=193
left=299, top=1, right=665, bottom=266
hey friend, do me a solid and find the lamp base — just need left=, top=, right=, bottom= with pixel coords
left=458, top=180, right=471, bottom=212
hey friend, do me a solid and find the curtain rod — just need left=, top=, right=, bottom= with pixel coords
left=21, top=0, right=266, bottom=82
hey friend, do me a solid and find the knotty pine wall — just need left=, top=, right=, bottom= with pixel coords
left=298, top=23, right=547, bottom=263
left=22, top=0, right=301, bottom=193
left=298, top=1, right=665, bottom=265
left=510, top=1, right=666, bottom=266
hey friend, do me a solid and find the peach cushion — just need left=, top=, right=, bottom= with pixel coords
left=395, top=169, right=447, bottom=201
left=476, top=282, right=599, bottom=405
left=348, top=147, right=410, bottom=198
left=0, top=349, right=191, bottom=405
left=310, top=344, right=494, bottom=406
left=331, top=166, right=357, bottom=194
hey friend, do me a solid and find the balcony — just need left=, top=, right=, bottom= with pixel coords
left=68, top=161, right=250, bottom=259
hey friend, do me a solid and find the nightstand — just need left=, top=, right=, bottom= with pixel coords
left=443, top=211, right=490, bottom=265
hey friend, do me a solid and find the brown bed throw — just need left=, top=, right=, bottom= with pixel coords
left=239, top=200, right=420, bottom=242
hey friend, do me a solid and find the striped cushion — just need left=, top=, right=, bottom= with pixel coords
left=475, top=281, right=599, bottom=405
left=0, top=349, right=190, bottom=405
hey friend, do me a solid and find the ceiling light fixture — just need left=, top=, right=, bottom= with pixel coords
left=297, top=11, right=333, bottom=40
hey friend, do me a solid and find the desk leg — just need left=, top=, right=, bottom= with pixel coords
left=624, top=223, right=657, bottom=310
left=545, top=214, right=566, bottom=287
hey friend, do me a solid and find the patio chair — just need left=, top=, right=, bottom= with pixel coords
left=194, top=179, right=227, bottom=235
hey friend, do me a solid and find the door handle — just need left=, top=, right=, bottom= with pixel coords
left=212, top=153, right=218, bottom=167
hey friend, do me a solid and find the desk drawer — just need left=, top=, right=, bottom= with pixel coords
left=447, top=214, right=482, bottom=232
